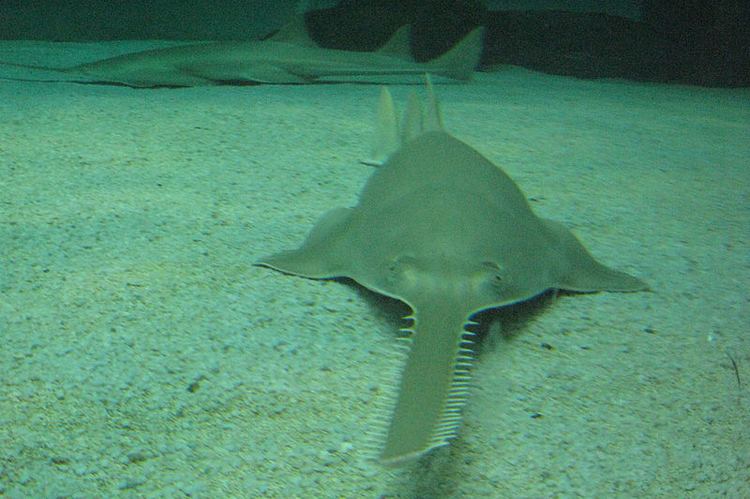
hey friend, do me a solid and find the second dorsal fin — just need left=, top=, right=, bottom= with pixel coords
left=268, top=15, right=317, bottom=47
left=376, top=25, right=414, bottom=61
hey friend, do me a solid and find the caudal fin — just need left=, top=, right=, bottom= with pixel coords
left=426, top=26, right=484, bottom=81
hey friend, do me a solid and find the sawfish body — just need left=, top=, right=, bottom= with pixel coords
left=0, top=17, right=483, bottom=87
left=258, top=79, right=648, bottom=464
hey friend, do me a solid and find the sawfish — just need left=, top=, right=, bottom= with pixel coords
left=257, top=79, right=648, bottom=464
left=0, top=17, right=484, bottom=87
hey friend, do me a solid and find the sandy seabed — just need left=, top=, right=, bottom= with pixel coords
left=0, top=41, right=748, bottom=498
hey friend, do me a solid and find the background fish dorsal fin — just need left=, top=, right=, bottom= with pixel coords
left=376, top=25, right=414, bottom=60
left=268, top=15, right=317, bottom=46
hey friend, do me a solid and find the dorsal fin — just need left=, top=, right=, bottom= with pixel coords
left=401, top=75, right=444, bottom=142
left=424, top=26, right=484, bottom=81
left=365, top=87, right=401, bottom=166
left=401, top=91, right=424, bottom=143
left=268, top=15, right=317, bottom=46
left=376, top=25, right=414, bottom=60
left=422, top=74, right=444, bottom=132
left=364, top=74, right=446, bottom=166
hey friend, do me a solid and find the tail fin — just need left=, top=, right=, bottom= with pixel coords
left=426, top=26, right=484, bottom=81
